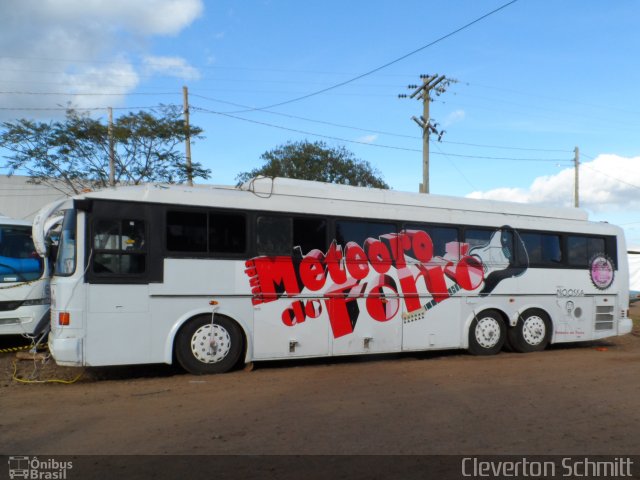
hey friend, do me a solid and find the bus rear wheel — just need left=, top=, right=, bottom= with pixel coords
left=508, top=309, right=551, bottom=353
left=468, top=309, right=506, bottom=355
left=175, top=315, right=243, bottom=374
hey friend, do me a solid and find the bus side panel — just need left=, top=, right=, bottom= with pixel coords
left=148, top=259, right=255, bottom=364
left=330, top=294, right=403, bottom=355
left=85, top=284, right=151, bottom=366
left=403, top=295, right=462, bottom=351
left=252, top=298, right=330, bottom=359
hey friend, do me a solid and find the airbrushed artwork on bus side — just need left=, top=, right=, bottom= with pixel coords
left=244, top=227, right=528, bottom=339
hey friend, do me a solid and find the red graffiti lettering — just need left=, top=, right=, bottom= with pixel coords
left=324, top=278, right=366, bottom=338
left=366, top=274, right=399, bottom=322
left=345, top=242, right=369, bottom=280
left=282, top=300, right=306, bottom=326
left=364, top=238, right=392, bottom=274
left=246, top=229, right=492, bottom=338
left=299, top=249, right=326, bottom=291
left=325, top=241, right=347, bottom=285
left=245, top=256, right=301, bottom=305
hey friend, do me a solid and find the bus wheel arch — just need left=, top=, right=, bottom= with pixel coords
left=174, top=314, right=246, bottom=374
left=507, top=308, right=552, bottom=353
left=467, top=308, right=507, bottom=355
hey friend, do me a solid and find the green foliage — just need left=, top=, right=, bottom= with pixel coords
left=236, top=140, right=389, bottom=189
left=0, top=105, right=209, bottom=194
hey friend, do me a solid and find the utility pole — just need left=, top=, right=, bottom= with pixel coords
left=108, top=107, right=115, bottom=187
left=183, top=86, right=193, bottom=186
left=399, top=74, right=454, bottom=193
left=574, top=146, right=580, bottom=208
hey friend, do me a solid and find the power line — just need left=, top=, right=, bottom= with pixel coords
left=194, top=104, right=572, bottom=163
left=190, top=92, right=416, bottom=139
left=429, top=151, right=570, bottom=162
left=466, top=81, right=640, bottom=117
left=191, top=91, right=571, bottom=153
left=0, top=90, right=178, bottom=96
left=581, top=163, right=640, bottom=191
left=192, top=105, right=421, bottom=153
left=0, top=104, right=177, bottom=112
left=432, top=141, right=477, bottom=190
left=438, top=139, right=571, bottom=153
left=224, top=0, right=519, bottom=113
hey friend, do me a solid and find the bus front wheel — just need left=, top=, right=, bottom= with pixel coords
left=175, top=314, right=243, bottom=374
left=468, top=309, right=506, bottom=355
left=508, top=309, right=552, bottom=353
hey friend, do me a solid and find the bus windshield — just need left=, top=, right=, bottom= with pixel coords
left=0, top=225, right=43, bottom=283
left=55, top=209, right=77, bottom=276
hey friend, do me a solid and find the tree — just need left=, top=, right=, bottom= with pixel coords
left=236, top=140, right=389, bottom=189
left=0, top=105, right=210, bottom=195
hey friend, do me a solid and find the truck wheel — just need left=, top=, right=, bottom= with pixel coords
left=508, top=309, right=551, bottom=353
left=175, top=315, right=243, bottom=374
left=468, top=309, right=506, bottom=355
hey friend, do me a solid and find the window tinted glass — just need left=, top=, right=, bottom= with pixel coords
left=568, top=235, right=606, bottom=266
left=167, top=211, right=207, bottom=252
left=93, top=219, right=146, bottom=275
left=520, top=233, right=562, bottom=266
left=94, top=253, right=146, bottom=274
left=335, top=220, right=396, bottom=246
left=210, top=213, right=246, bottom=253
left=293, top=217, right=327, bottom=254
left=465, top=229, right=493, bottom=249
left=405, top=224, right=458, bottom=258
left=466, top=228, right=515, bottom=266
left=0, top=225, right=43, bottom=282
left=257, top=216, right=292, bottom=255
left=55, top=210, right=76, bottom=277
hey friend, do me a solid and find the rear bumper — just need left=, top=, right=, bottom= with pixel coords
left=48, top=334, right=83, bottom=366
left=618, top=317, right=633, bottom=336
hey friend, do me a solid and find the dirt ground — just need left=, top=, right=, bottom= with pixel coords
left=1, top=310, right=639, bottom=460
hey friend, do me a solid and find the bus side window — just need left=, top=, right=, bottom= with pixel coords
left=568, top=235, right=606, bottom=267
left=404, top=224, right=459, bottom=260
left=293, top=217, right=327, bottom=255
left=209, top=212, right=247, bottom=254
left=166, top=211, right=207, bottom=253
left=93, top=219, right=146, bottom=275
left=335, top=220, right=396, bottom=247
left=256, top=216, right=292, bottom=256
left=519, top=232, right=562, bottom=267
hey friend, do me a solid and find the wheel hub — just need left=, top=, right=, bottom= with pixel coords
left=522, top=316, right=546, bottom=346
left=191, top=324, right=231, bottom=364
left=475, top=317, right=501, bottom=348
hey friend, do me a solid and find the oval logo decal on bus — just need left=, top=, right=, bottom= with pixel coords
left=590, top=254, right=614, bottom=290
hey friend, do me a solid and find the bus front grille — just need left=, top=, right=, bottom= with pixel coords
left=0, top=300, right=23, bottom=312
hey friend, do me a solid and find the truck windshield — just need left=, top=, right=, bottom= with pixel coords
left=55, top=210, right=77, bottom=276
left=0, top=225, right=43, bottom=283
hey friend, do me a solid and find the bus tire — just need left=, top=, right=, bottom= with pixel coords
left=468, top=309, right=506, bottom=355
left=508, top=309, right=552, bottom=353
left=175, top=314, right=243, bottom=374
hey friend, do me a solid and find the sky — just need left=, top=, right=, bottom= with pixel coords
left=1, top=0, right=640, bottom=245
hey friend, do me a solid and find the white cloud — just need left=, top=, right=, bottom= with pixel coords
left=143, top=56, right=201, bottom=81
left=466, top=154, right=640, bottom=212
left=444, top=109, right=466, bottom=127
left=0, top=0, right=203, bottom=117
left=357, top=135, right=378, bottom=144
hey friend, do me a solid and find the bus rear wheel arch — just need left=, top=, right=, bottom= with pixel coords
left=507, top=308, right=552, bottom=353
left=468, top=309, right=506, bottom=355
left=175, top=314, right=244, bottom=374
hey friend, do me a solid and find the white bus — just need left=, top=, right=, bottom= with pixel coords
left=34, top=177, right=632, bottom=374
left=0, top=215, right=50, bottom=336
